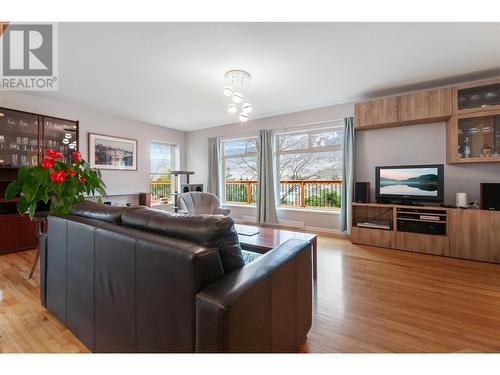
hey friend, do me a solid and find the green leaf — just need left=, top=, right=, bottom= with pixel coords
left=5, top=180, right=20, bottom=200
left=27, top=202, right=36, bottom=220
left=21, top=177, right=40, bottom=202
left=16, top=197, right=30, bottom=215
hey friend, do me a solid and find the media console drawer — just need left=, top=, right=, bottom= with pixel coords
left=351, top=227, right=395, bottom=248
left=395, top=231, right=448, bottom=256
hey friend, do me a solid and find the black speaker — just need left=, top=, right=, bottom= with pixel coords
left=181, top=184, right=203, bottom=193
left=354, top=182, right=370, bottom=203
left=481, top=183, right=500, bottom=211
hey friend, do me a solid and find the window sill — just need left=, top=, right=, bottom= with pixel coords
left=223, top=203, right=256, bottom=208
left=223, top=204, right=340, bottom=215
left=277, top=207, right=340, bottom=215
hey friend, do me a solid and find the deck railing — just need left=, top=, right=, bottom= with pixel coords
left=150, top=177, right=172, bottom=201
left=150, top=178, right=342, bottom=209
left=225, top=180, right=342, bottom=209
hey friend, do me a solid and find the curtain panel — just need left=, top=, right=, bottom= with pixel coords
left=207, top=137, right=221, bottom=199
left=256, top=129, right=279, bottom=224
left=341, top=117, right=355, bottom=234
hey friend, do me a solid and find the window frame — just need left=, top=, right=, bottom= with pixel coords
left=149, top=140, right=178, bottom=203
left=275, top=125, right=344, bottom=211
left=221, top=136, right=259, bottom=206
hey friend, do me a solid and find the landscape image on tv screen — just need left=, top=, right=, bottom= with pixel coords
left=379, top=167, right=438, bottom=196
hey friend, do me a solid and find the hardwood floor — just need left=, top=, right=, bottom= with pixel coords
left=1, top=236, right=500, bottom=353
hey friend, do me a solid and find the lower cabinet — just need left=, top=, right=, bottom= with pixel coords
left=395, top=231, right=448, bottom=256
left=0, top=214, right=38, bottom=255
left=351, top=204, right=500, bottom=264
left=448, top=209, right=500, bottom=263
left=351, top=227, right=395, bottom=248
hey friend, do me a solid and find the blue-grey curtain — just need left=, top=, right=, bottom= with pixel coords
left=341, top=117, right=355, bottom=234
left=256, top=129, right=279, bottom=224
left=207, top=137, right=221, bottom=199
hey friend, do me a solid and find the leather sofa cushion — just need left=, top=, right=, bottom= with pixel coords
left=121, top=207, right=245, bottom=273
left=70, top=201, right=129, bottom=225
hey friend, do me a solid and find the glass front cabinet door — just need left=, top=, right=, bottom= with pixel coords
left=448, top=78, right=500, bottom=164
left=0, top=108, right=40, bottom=168
left=43, top=116, right=79, bottom=164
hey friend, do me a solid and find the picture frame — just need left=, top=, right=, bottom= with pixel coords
left=88, top=133, right=138, bottom=171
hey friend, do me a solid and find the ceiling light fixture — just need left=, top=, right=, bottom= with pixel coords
left=227, top=103, right=238, bottom=114
left=232, top=92, right=243, bottom=104
left=223, top=85, right=233, bottom=97
left=224, top=70, right=253, bottom=122
left=239, top=113, right=249, bottom=122
left=242, top=103, right=253, bottom=114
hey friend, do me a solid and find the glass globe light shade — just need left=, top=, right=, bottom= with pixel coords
left=62, top=139, right=70, bottom=144
left=242, top=103, right=253, bottom=114
left=227, top=103, right=238, bottom=114
left=223, top=85, right=233, bottom=97
left=239, top=113, right=249, bottom=122
left=232, top=92, right=243, bottom=103
left=64, top=133, right=72, bottom=139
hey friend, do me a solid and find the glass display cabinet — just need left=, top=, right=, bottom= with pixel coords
left=448, top=78, right=500, bottom=164
left=0, top=107, right=79, bottom=254
left=0, top=107, right=79, bottom=168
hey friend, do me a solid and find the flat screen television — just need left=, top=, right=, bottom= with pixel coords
left=375, top=164, right=444, bottom=204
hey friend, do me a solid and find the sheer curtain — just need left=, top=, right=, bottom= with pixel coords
left=256, top=129, right=279, bottom=224
left=341, top=117, right=355, bottom=234
left=207, top=137, right=221, bottom=199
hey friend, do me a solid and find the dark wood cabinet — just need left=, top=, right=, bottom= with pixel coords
left=0, top=214, right=19, bottom=253
left=0, top=214, right=38, bottom=255
left=0, top=106, right=79, bottom=254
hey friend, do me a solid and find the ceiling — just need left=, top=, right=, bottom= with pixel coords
left=30, top=23, right=500, bottom=131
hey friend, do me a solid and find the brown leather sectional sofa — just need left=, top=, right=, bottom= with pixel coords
left=39, top=202, right=312, bottom=353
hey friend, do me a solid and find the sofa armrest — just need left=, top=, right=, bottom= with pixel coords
left=195, top=238, right=312, bottom=353
left=214, top=207, right=231, bottom=216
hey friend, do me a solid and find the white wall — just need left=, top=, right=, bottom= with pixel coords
left=0, top=92, right=186, bottom=196
left=186, top=103, right=354, bottom=232
left=356, top=122, right=500, bottom=204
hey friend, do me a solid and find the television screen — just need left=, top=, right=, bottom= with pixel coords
left=376, top=164, right=444, bottom=203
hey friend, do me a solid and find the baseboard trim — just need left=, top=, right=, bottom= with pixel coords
left=305, top=226, right=347, bottom=236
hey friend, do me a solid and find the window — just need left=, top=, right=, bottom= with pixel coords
left=150, top=141, right=176, bottom=202
left=276, top=127, right=343, bottom=210
left=222, top=138, right=258, bottom=205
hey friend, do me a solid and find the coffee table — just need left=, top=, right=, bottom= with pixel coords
left=235, top=224, right=318, bottom=279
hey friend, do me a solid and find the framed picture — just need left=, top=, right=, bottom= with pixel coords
left=88, top=133, right=138, bottom=170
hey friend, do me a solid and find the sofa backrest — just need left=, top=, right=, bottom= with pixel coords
left=43, top=213, right=225, bottom=352
left=121, top=207, right=245, bottom=274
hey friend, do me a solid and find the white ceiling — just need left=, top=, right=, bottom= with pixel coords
left=31, top=22, right=500, bottom=131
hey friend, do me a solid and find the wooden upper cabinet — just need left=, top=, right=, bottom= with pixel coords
left=355, top=97, right=399, bottom=129
left=399, top=87, right=452, bottom=123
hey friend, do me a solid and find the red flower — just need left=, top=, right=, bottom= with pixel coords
left=44, top=149, right=63, bottom=159
left=41, top=158, right=55, bottom=170
left=79, top=176, right=87, bottom=183
left=66, top=168, right=77, bottom=176
left=72, top=151, right=82, bottom=161
left=50, top=170, right=66, bottom=184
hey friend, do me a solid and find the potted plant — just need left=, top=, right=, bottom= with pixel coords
left=4, top=149, right=107, bottom=218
